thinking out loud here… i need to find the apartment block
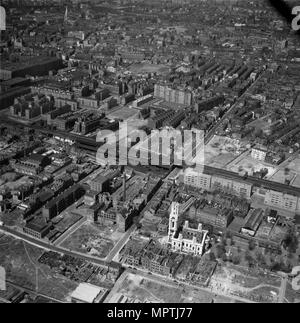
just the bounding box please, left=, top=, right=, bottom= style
left=264, top=190, right=299, bottom=213
left=184, top=169, right=212, bottom=191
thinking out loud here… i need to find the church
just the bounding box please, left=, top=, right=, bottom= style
left=168, top=202, right=209, bottom=257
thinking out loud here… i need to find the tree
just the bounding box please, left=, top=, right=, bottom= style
left=209, top=252, right=216, bottom=262
left=256, top=252, right=266, bottom=267
left=221, top=238, right=227, bottom=247
left=226, top=231, right=232, bottom=239
left=283, top=229, right=299, bottom=254
left=216, top=245, right=226, bottom=259
left=233, top=255, right=241, bottom=265
left=245, top=251, right=256, bottom=268
left=248, top=240, right=256, bottom=251
left=222, top=254, right=228, bottom=262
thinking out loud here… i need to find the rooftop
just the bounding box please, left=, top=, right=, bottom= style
left=71, top=283, right=105, bottom=303
left=0, top=56, right=61, bottom=72
left=25, top=216, right=50, bottom=233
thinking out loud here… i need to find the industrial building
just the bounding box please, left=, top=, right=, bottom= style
left=43, top=184, right=85, bottom=220
left=0, top=57, right=63, bottom=80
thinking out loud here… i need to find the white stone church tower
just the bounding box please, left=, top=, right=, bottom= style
left=168, top=202, right=180, bottom=242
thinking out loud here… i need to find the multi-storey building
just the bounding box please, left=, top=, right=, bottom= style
left=23, top=217, right=52, bottom=239
left=74, top=115, right=103, bottom=135
left=43, top=185, right=85, bottom=220
left=184, top=169, right=212, bottom=191
left=78, top=97, right=100, bottom=110
left=154, top=84, right=192, bottom=106
left=44, top=105, right=72, bottom=125
left=195, top=95, right=225, bottom=113
left=31, top=85, right=73, bottom=101
left=119, top=51, right=145, bottom=62
left=51, top=114, right=77, bottom=131
left=55, top=98, right=78, bottom=111
left=189, top=206, right=234, bottom=229
left=0, top=57, right=62, bottom=81
left=132, top=94, right=154, bottom=108
left=148, top=110, right=176, bottom=129
left=90, top=175, right=111, bottom=193
left=162, top=110, right=186, bottom=128
left=264, top=190, right=299, bottom=213
left=10, top=94, right=56, bottom=120
left=183, top=169, right=252, bottom=198
left=12, top=154, right=51, bottom=176
left=251, top=147, right=267, bottom=161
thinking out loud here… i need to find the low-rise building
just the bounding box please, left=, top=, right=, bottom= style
left=71, top=283, right=109, bottom=304
left=241, top=209, right=264, bottom=237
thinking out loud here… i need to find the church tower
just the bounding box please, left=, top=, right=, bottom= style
left=168, top=202, right=179, bottom=242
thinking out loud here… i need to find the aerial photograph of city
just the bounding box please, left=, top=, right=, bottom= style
left=0, top=0, right=300, bottom=311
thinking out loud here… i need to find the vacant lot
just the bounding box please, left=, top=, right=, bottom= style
left=229, top=154, right=277, bottom=178
left=291, top=175, right=300, bottom=188
left=283, top=157, right=300, bottom=173
left=111, top=272, right=231, bottom=303
left=204, top=136, right=247, bottom=169
left=61, top=223, right=122, bottom=259
left=210, top=263, right=281, bottom=303
left=270, top=169, right=296, bottom=184
left=0, top=209, right=23, bottom=228
left=0, top=234, right=78, bottom=301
